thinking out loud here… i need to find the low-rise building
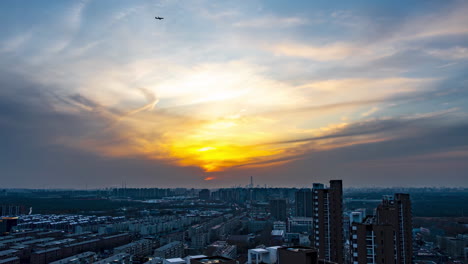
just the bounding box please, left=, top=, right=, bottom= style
left=94, top=253, right=130, bottom=264
left=154, top=241, right=184, bottom=259
left=49, top=251, right=96, bottom=264
left=114, top=239, right=153, bottom=257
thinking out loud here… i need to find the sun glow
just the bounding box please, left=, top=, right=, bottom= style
left=198, top=146, right=217, bottom=152
left=168, top=138, right=284, bottom=172
left=49, top=59, right=430, bottom=175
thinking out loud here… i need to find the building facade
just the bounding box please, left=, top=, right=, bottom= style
left=295, top=189, right=313, bottom=217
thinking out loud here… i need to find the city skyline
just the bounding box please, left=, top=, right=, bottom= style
left=1, top=0, right=468, bottom=188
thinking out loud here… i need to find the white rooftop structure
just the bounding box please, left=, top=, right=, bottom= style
left=247, top=247, right=280, bottom=264
left=163, top=258, right=185, bottom=264
left=271, top=230, right=284, bottom=237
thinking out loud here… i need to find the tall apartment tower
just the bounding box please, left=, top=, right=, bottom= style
left=295, top=189, right=313, bottom=217
left=351, top=193, right=412, bottom=264
left=312, top=180, right=344, bottom=264
left=270, top=198, right=288, bottom=221
left=376, top=193, right=412, bottom=264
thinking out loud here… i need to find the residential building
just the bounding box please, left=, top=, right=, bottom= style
left=199, top=189, right=210, bottom=200
left=311, top=180, right=343, bottom=264
left=114, top=239, right=153, bottom=257
left=351, top=217, right=396, bottom=264
left=376, top=194, right=412, bottom=264
left=154, top=241, right=184, bottom=259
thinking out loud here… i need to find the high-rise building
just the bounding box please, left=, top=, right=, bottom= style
left=312, top=180, right=343, bottom=264
left=199, top=189, right=210, bottom=200
left=270, top=198, right=288, bottom=221
left=295, top=189, right=313, bottom=217
left=350, top=193, right=412, bottom=264
left=376, top=193, right=412, bottom=264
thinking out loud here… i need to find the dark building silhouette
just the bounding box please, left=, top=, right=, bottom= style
left=295, top=189, right=313, bottom=217
left=0, top=217, right=19, bottom=234
left=199, top=189, right=210, bottom=200
left=277, top=246, right=337, bottom=264
left=278, top=246, right=318, bottom=264
left=269, top=198, right=288, bottom=221
left=312, top=180, right=343, bottom=264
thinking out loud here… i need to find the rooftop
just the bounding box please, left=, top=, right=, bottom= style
left=0, top=257, right=20, bottom=264
left=191, top=256, right=235, bottom=263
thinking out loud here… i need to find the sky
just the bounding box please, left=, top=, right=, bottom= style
left=1, top=0, right=468, bottom=188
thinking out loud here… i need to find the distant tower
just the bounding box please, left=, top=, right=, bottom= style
left=295, top=189, right=313, bottom=217
left=250, top=176, right=253, bottom=188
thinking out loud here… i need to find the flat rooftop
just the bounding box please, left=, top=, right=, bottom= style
left=191, top=256, right=235, bottom=263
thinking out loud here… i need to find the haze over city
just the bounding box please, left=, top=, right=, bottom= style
left=1, top=0, right=468, bottom=188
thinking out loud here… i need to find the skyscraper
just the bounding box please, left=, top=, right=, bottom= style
left=312, top=180, right=344, bottom=264
left=270, top=198, right=288, bottom=221
left=295, top=189, right=313, bottom=217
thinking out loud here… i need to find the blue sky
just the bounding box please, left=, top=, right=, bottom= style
left=0, top=0, right=467, bottom=188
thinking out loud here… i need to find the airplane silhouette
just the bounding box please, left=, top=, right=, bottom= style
left=155, top=16, right=164, bottom=20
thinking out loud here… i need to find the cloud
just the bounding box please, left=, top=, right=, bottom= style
left=233, top=15, right=308, bottom=28
left=362, top=106, right=379, bottom=117
left=268, top=42, right=359, bottom=61
left=0, top=31, right=33, bottom=53
left=0, top=72, right=206, bottom=188
left=398, top=3, right=468, bottom=40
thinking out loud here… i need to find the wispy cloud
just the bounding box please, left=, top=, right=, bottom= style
left=268, top=42, right=358, bottom=61
left=0, top=31, right=33, bottom=53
